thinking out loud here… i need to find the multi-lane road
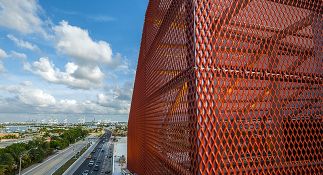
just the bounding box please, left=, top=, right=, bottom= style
left=73, top=130, right=112, bottom=175
left=22, top=137, right=93, bottom=175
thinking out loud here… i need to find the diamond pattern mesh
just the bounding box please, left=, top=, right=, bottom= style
left=128, top=0, right=322, bottom=174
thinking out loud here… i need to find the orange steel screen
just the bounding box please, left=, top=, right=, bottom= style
left=128, top=0, right=322, bottom=174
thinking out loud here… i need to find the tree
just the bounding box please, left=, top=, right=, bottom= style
left=0, top=152, right=16, bottom=174
left=0, top=165, right=6, bottom=175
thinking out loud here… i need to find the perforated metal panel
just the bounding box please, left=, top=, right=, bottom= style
left=128, top=0, right=322, bottom=174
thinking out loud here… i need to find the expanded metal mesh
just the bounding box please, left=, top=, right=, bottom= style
left=128, top=0, right=322, bottom=174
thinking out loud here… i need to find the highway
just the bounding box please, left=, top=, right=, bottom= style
left=73, top=130, right=112, bottom=175
left=22, top=137, right=94, bottom=175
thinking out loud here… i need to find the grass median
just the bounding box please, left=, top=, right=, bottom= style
left=53, top=144, right=90, bottom=175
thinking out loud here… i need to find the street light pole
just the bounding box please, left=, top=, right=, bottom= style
left=73, top=145, right=76, bottom=159
left=18, top=147, right=37, bottom=175
left=19, top=155, right=22, bottom=175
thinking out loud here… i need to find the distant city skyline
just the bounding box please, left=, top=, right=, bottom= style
left=0, top=0, right=148, bottom=122
left=0, top=113, right=128, bottom=123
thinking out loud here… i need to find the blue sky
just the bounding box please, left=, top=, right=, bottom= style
left=0, top=0, right=148, bottom=122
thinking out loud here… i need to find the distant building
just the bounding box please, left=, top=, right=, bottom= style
left=0, top=133, right=19, bottom=138
left=128, top=0, right=322, bottom=174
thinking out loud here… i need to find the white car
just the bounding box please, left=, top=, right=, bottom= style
left=88, top=161, right=94, bottom=166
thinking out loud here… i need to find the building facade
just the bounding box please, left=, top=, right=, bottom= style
left=128, top=0, right=322, bottom=174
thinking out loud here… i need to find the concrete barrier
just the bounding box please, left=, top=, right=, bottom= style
left=63, top=137, right=99, bottom=175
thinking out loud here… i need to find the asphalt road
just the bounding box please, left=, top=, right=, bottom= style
left=100, top=142, right=113, bottom=175
left=73, top=131, right=111, bottom=175
left=22, top=138, right=90, bottom=175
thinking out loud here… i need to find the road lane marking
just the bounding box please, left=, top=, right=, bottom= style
left=23, top=141, right=85, bottom=175
left=64, top=138, right=100, bottom=175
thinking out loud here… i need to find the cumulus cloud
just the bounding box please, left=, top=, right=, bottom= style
left=53, top=21, right=113, bottom=64
left=7, top=34, right=39, bottom=51
left=96, top=82, right=133, bottom=114
left=0, top=0, right=47, bottom=36
left=97, top=93, right=130, bottom=114
left=0, top=62, right=4, bottom=73
left=72, top=66, right=105, bottom=84
left=0, top=82, right=130, bottom=114
left=0, top=48, right=7, bottom=59
left=0, top=48, right=7, bottom=73
left=10, top=51, right=27, bottom=59
left=0, top=83, right=74, bottom=113
left=52, top=21, right=131, bottom=73
left=24, top=57, right=104, bottom=89
left=0, top=1, right=134, bottom=116
left=3, top=83, right=56, bottom=107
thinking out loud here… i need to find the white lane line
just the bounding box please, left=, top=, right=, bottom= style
left=47, top=144, right=84, bottom=174
left=63, top=137, right=100, bottom=175
left=23, top=141, right=84, bottom=175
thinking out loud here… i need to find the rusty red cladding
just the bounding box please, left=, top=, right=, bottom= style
left=128, top=0, right=322, bottom=174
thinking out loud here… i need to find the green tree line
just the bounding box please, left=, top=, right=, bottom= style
left=0, top=127, right=88, bottom=175
left=0, top=134, right=18, bottom=140
left=49, top=127, right=88, bottom=150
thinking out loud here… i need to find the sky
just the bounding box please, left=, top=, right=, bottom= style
left=0, top=0, right=149, bottom=123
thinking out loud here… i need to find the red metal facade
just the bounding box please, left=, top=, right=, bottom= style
left=128, top=0, right=322, bottom=174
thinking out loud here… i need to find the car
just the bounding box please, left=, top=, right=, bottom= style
left=87, top=155, right=92, bottom=159
left=93, top=156, right=97, bottom=160
left=82, top=170, right=90, bottom=175
left=96, top=160, right=101, bottom=164
left=93, top=165, right=100, bottom=171
left=91, top=150, right=96, bottom=153
left=88, top=161, right=94, bottom=167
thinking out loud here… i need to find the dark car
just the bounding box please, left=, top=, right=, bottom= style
left=93, top=165, right=100, bottom=171
left=82, top=170, right=90, bottom=175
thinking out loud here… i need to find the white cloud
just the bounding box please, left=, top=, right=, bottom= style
left=19, top=88, right=56, bottom=107
left=0, top=48, right=7, bottom=59
left=0, top=0, right=47, bottom=36
left=0, top=62, right=4, bottom=73
left=97, top=92, right=130, bottom=114
left=10, top=51, right=27, bottom=59
left=3, top=83, right=56, bottom=107
left=72, top=66, right=104, bottom=84
left=54, top=99, right=106, bottom=114
left=24, top=57, right=105, bottom=89
left=88, top=15, right=116, bottom=22
left=53, top=21, right=113, bottom=64
left=7, top=34, right=39, bottom=51
left=0, top=82, right=129, bottom=114
left=96, top=82, right=133, bottom=114
left=0, top=48, right=7, bottom=73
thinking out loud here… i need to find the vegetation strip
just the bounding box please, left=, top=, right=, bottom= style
left=0, top=127, right=88, bottom=175
left=53, top=144, right=89, bottom=175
